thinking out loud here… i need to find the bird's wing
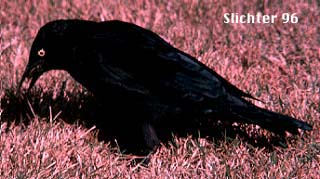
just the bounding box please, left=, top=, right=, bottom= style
left=154, top=51, right=229, bottom=102
left=154, top=49, right=257, bottom=101
left=89, top=21, right=255, bottom=103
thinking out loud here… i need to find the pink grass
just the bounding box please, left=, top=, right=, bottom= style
left=0, top=0, right=319, bottom=178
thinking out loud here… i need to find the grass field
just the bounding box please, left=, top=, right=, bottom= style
left=0, top=0, right=319, bottom=178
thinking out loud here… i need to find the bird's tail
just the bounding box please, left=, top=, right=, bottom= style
left=227, top=102, right=312, bottom=135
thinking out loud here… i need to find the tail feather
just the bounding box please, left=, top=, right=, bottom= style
left=229, top=104, right=312, bottom=135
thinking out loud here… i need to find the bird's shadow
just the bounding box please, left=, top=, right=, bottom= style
left=1, top=87, right=289, bottom=155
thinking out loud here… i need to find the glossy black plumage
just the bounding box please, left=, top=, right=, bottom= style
left=19, top=20, right=312, bottom=154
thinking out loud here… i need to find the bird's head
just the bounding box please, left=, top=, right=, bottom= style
left=18, top=20, right=80, bottom=92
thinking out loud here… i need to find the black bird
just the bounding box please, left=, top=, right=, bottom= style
left=19, top=19, right=312, bottom=154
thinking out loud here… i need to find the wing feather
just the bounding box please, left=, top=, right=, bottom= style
left=89, top=21, right=255, bottom=103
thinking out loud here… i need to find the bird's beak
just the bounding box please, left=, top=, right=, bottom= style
left=18, top=60, right=45, bottom=93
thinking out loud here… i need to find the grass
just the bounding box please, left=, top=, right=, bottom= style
left=0, top=0, right=319, bottom=178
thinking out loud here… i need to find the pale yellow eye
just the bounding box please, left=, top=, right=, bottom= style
left=38, top=48, right=46, bottom=57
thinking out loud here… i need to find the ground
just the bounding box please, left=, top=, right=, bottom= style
left=0, top=0, right=319, bottom=178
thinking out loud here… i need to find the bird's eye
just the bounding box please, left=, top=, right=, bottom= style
left=38, top=48, right=46, bottom=57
